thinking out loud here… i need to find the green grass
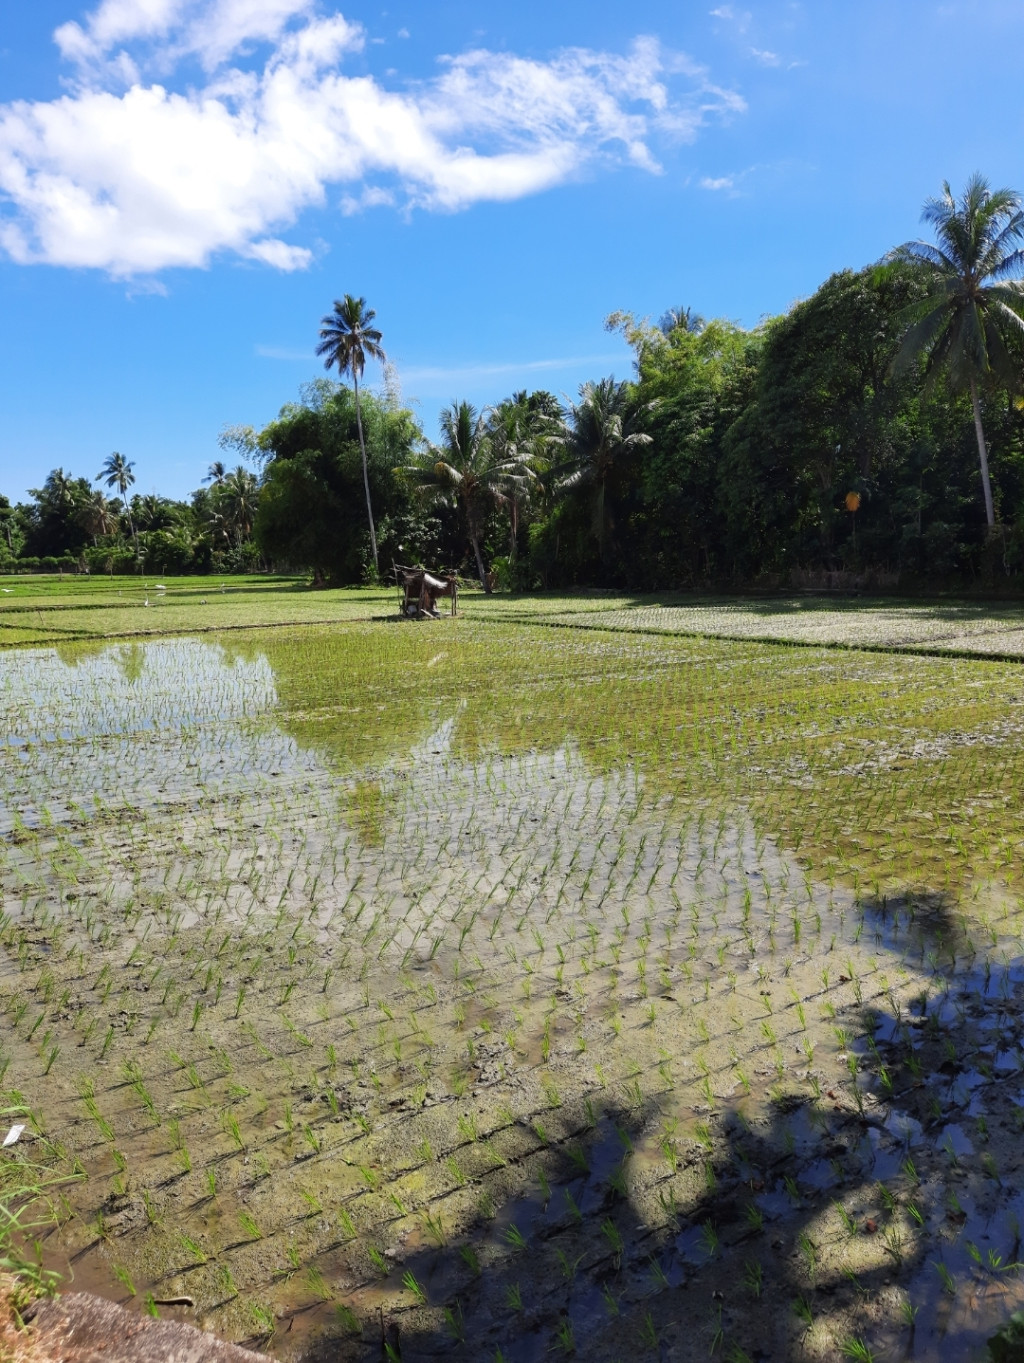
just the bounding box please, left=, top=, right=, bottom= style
left=6, top=574, right=1024, bottom=659
left=0, top=574, right=398, bottom=646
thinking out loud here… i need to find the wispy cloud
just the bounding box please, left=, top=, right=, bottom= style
left=749, top=47, right=781, bottom=65
left=709, top=6, right=751, bottom=32
left=0, top=2, right=745, bottom=276
left=698, top=159, right=808, bottom=198
left=399, top=354, right=626, bottom=384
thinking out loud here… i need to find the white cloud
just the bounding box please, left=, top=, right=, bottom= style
left=709, top=6, right=751, bottom=31
left=55, top=0, right=184, bottom=63
left=340, top=185, right=396, bottom=216
left=55, top=0, right=330, bottom=75
left=699, top=175, right=734, bottom=191
left=750, top=47, right=781, bottom=65
left=0, top=2, right=745, bottom=276
left=244, top=238, right=313, bottom=270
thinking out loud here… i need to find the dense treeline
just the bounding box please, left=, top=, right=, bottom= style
left=0, top=457, right=263, bottom=577
left=6, top=180, right=1024, bottom=590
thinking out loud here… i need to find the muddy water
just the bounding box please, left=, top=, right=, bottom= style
left=1, top=631, right=1023, bottom=1361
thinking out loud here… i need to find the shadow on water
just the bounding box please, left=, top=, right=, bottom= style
left=4, top=631, right=1024, bottom=1363
left=290, top=907, right=1024, bottom=1363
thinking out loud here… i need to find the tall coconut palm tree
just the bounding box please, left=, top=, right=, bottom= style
left=891, top=173, right=1024, bottom=528
left=204, top=460, right=227, bottom=487
left=398, top=401, right=535, bottom=590
left=316, top=295, right=386, bottom=572
left=97, top=451, right=138, bottom=554
left=556, top=378, right=654, bottom=561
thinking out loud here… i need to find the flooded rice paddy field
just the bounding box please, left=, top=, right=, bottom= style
left=2, top=620, right=1024, bottom=1362
left=6, top=575, right=1024, bottom=660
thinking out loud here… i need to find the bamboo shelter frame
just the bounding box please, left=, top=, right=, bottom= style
left=393, top=564, right=459, bottom=619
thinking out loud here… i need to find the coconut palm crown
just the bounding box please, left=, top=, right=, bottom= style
left=97, top=451, right=138, bottom=553
left=397, top=400, right=536, bottom=591
left=555, top=378, right=654, bottom=560
left=891, top=173, right=1024, bottom=527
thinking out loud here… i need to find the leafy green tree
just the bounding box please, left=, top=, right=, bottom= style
left=0, top=496, right=18, bottom=557
left=24, top=469, right=92, bottom=558
left=892, top=173, right=1024, bottom=528
left=255, top=382, right=420, bottom=584
left=204, top=460, right=227, bottom=487
left=316, top=296, right=386, bottom=573
left=398, top=401, right=536, bottom=590
left=720, top=266, right=927, bottom=572
left=617, top=314, right=761, bottom=583
left=97, top=452, right=138, bottom=555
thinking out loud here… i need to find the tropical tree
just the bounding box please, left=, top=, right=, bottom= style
left=97, top=452, right=138, bottom=554
left=891, top=173, right=1024, bottom=528
left=316, top=295, right=386, bottom=572
left=254, top=382, right=421, bottom=584
left=0, top=497, right=16, bottom=554
left=555, top=378, right=654, bottom=561
left=486, top=392, right=559, bottom=561
left=219, top=466, right=260, bottom=546
left=398, top=401, right=536, bottom=590
left=204, top=460, right=227, bottom=487
left=77, top=489, right=115, bottom=544
left=21, top=469, right=91, bottom=558
left=658, top=305, right=706, bottom=337
left=134, top=493, right=173, bottom=531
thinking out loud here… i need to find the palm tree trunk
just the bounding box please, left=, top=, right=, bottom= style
left=470, top=528, right=488, bottom=591
left=969, top=377, right=996, bottom=529
left=122, top=494, right=139, bottom=560
left=594, top=479, right=607, bottom=562
left=352, top=372, right=379, bottom=573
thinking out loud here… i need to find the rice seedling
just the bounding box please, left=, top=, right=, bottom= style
left=237, top=1210, right=263, bottom=1241
left=841, top=1340, right=875, bottom=1362
left=3, top=605, right=1023, bottom=1356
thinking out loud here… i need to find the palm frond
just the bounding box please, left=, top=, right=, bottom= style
left=985, top=246, right=1024, bottom=283
left=890, top=240, right=957, bottom=274
left=891, top=300, right=954, bottom=375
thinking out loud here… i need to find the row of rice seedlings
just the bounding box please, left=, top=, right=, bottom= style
left=2, top=623, right=1024, bottom=1352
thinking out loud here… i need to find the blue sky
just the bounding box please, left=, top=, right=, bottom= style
left=1, top=0, right=1023, bottom=503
